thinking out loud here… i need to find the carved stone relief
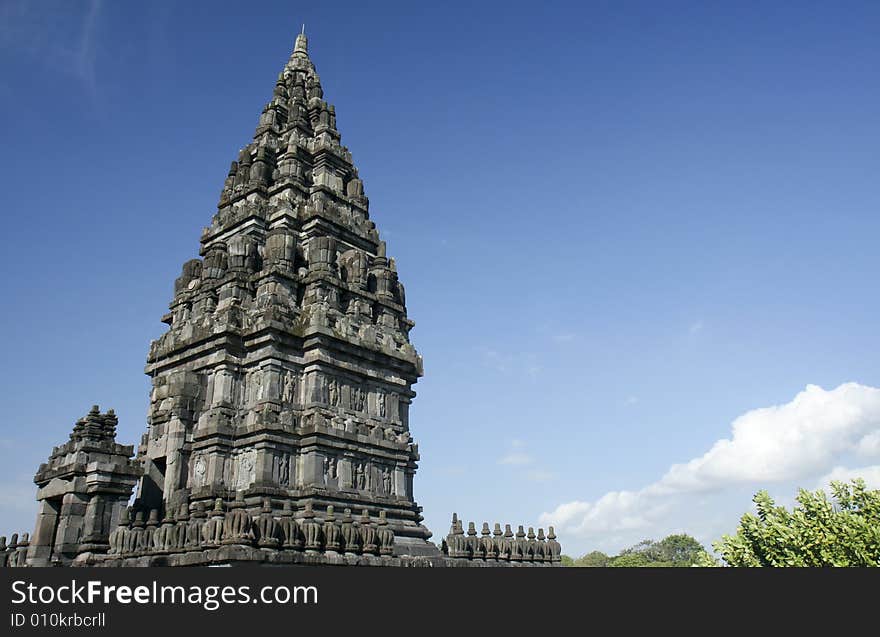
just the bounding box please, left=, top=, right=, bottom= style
left=234, top=450, right=257, bottom=489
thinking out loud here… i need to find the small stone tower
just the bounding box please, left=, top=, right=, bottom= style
left=27, top=407, right=140, bottom=566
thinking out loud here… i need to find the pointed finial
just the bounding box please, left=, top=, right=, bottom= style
left=301, top=23, right=306, bottom=35
left=294, top=26, right=309, bottom=57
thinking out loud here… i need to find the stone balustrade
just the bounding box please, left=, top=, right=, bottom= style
left=0, top=533, right=30, bottom=567
left=100, top=499, right=394, bottom=560
left=441, top=514, right=561, bottom=564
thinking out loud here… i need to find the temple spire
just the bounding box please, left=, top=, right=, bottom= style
left=293, top=25, right=308, bottom=57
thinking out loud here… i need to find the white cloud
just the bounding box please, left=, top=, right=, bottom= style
left=480, top=348, right=543, bottom=380
left=815, top=465, right=880, bottom=491
left=526, top=470, right=557, bottom=483
left=541, top=382, right=880, bottom=554
left=498, top=441, right=562, bottom=483
left=856, top=431, right=880, bottom=458
left=498, top=452, right=532, bottom=465
left=658, top=383, right=880, bottom=491
left=498, top=440, right=532, bottom=466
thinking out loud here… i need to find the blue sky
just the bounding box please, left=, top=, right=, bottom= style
left=2, top=0, right=880, bottom=557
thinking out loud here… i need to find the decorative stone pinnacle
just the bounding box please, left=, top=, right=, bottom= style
left=70, top=405, right=119, bottom=442
left=294, top=29, right=308, bottom=57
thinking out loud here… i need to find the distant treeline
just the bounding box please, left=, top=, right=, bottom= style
left=561, top=533, right=705, bottom=567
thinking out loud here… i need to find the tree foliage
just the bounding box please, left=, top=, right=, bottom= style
left=577, top=550, right=611, bottom=567
left=691, top=549, right=721, bottom=567
left=715, top=479, right=880, bottom=567
left=564, top=534, right=705, bottom=567
left=656, top=533, right=705, bottom=564
left=609, top=552, right=655, bottom=567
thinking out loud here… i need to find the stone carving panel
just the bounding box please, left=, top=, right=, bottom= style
left=353, top=460, right=370, bottom=491
left=322, top=455, right=338, bottom=487
left=273, top=452, right=291, bottom=487
left=380, top=465, right=393, bottom=495
left=191, top=453, right=208, bottom=488
left=281, top=370, right=298, bottom=406
left=349, top=384, right=366, bottom=412
left=328, top=378, right=339, bottom=406
left=233, top=450, right=257, bottom=489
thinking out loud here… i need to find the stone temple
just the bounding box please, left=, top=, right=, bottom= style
left=1, top=31, right=561, bottom=567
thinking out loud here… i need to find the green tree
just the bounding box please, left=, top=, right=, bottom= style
left=691, top=549, right=721, bottom=567
left=613, top=534, right=705, bottom=566
left=715, top=479, right=880, bottom=567
left=562, top=533, right=707, bottom=567
left=560, top=554, right=575, bottom=566
left=655, top=533, right=704, bottom=564
left=608, top=552, right=653, bottom=567
left=575, top=550, right=611, bottom=567
left=619, top=538, right=663, bottom=562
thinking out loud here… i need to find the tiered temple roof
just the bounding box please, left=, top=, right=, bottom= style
left=9, top=30, right=558, bottom=568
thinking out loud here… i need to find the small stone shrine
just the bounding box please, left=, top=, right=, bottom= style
left=3, top=30, right=560, bottom=567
